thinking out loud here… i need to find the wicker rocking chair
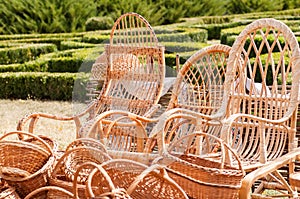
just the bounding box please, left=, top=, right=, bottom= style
left=17, top=12, right=165, bottom=139
left=153, top=18, right=300, bottom=198
left=78, top=44, right=231, bottom=165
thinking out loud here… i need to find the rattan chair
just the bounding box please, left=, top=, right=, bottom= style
left=17, top=12, right=165, bottom=138
left=153, top=18, right=300, bottom=198
left=78, top=44, right=231, bottom=164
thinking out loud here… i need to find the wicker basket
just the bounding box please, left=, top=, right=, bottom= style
left=24, top=186, right=74, bottom=199
left=86, top=159, right=188, bottom=198
left=49, top=146, right=111, bottom=199
left=23, top=135, right=58, bottom=155
left=126, top=164, right=188, bottom=199
left=158, top=132, right=245, bottom=199
left=77, top=161, right=132, bottom=199
left=0, top=131, right=55, bottom=198
left=65, top=138, right=107, bottom=153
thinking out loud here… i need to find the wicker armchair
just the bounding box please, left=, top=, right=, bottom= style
left=153, top=18, right=300, bottom=198
left=17, top=12, right=165, bottom=138
left=78, top=44, right=231, bottom=164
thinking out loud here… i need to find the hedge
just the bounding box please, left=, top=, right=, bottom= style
left=157, top=30, right=207, bottom=43
left=0, top=44, right=57, bottom=65
left=0, top=32, right=86, bottom=41
left=81, top=29, right=208, bottom=44
left=165, top=51, right=195, bottom=67
left=220, top=26, right=247, bottom=45
left=60, top=41, right=98, bottom=50
left=0, top=72, right=89, bottom=101
left=195, top=20, right=252, bottom=40
left=82, top=34, right=110, bottom=44
left=163, top=42, right=209, bottom=53
left=0, top=47, right=103, bottom=73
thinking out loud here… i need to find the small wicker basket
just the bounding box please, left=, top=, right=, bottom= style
left=49, top=146, right=111, bottom=199
left=77, top=161, right=132, bottom=199
left=0, top=131, right=55, bottom=198
left=157, top=132, right=245, bottom=199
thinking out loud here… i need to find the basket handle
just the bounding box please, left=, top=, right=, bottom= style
left=126, top=164, right=188, bottom=198
left=51, top=146, right=111, bottom=178
left=24, top=186, right=74, bottom=199
left=75, top=161, right=116, bottom=198
left=0, top=131, right=53, bottom=156
left=167, top=132, right=244, bottom=172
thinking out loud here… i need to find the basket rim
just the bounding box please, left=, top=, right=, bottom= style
left=2, top=156, right=55, bottom=182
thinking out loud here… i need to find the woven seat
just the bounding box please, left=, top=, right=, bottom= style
left=16, top=12, right=165, bottom=140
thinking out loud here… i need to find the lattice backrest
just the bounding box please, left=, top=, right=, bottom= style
left=110, top=12, right=158, bottom=47
left=94, top=13, right=165, bottom=116
left=222, top=18, right=300, bottom=165
left=224, top=18, right=300, bottom=120
left=169, top=44, right=231, bottom=115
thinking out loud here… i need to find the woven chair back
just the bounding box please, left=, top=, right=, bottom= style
left=159, top=44, right=231, bottom=148
left=169, top=44, right=231, bottom=115
left=94, top=12, right=165, bottom=116
left=222, top=18, right=300, bottom=166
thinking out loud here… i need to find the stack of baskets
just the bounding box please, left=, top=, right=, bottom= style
left=0, top=131, right=245, bottom=198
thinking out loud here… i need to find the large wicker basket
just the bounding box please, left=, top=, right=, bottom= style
left=0, top=131, right=55, bottom=198
left=157, top=132, right=245, bottom=199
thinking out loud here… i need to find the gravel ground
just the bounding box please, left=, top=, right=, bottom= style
left=0, top=99, right=86, bottom=149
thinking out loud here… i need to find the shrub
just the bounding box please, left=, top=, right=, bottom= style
left=60, top=41, right=97, bottom=50
left=163, top=42, right=208, bottom=53
left=85, top=16, right=114, bottom=31
left=157, top=30, right=207, bottom=43
left=0, top=44, right=57, bottom=64
left=0, top=72, right=89, bottom=101
left=82, top=34, right=110, bottom=44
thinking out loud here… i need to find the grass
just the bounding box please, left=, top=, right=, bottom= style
left=0, top=99, right=86, bottom=150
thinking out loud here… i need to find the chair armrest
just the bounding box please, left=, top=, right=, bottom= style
left=143, top=104, right=161, bottom=118
left=219, top=113, right=291, bottom=142
left=239, top=148, right=300, bottom=199
left=78, top=110, right=159, bottom=139
left=17, top=112, right=77, bottom=133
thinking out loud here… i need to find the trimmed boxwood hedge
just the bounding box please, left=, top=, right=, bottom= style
left=0, top=44, right=57, bottom=64
left=0, top=47, right=103, bottom=73
left=165, top=51, right=195, bottom=67
left=157, top=30, right=207, bottom=43
left=194, top=20, right=252, bottom=40
left=0, top=72, right=89, bottom=101
left=60, top=41, right=98, bottom=50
